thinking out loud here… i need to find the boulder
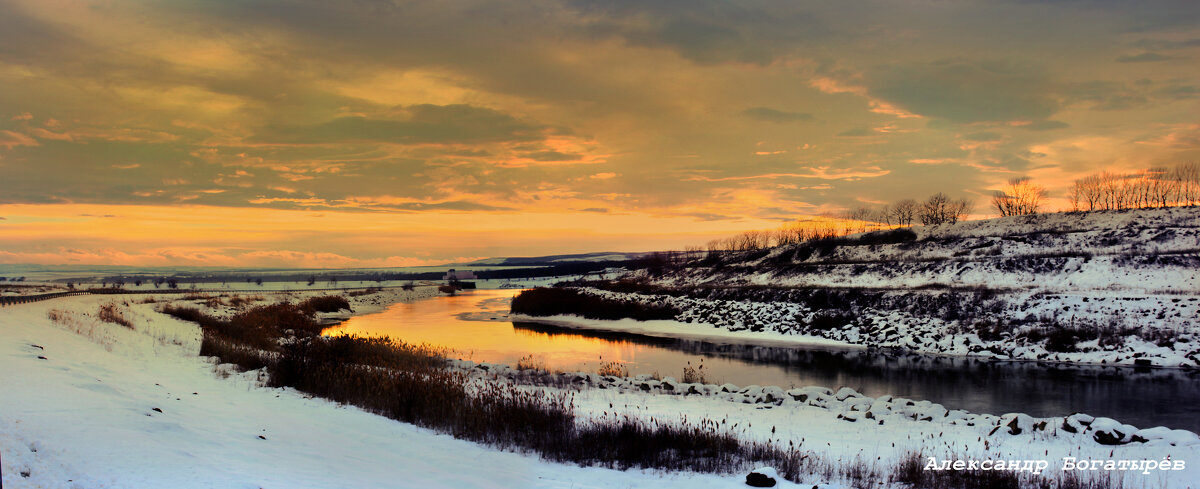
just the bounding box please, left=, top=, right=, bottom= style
left=997, top=413, right=1037, bottom=435
left=1131, top=427, right=1200, bottom=446
left=1090, top=417, right=1138, bottom=445
left=745, top=467, right=778, bottom=487
left=834, top=387, right=861, bottom=401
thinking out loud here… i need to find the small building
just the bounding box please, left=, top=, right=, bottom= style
left=442, top=269, right=478, bottom=281
left=443, top=269, right=478, bottom=289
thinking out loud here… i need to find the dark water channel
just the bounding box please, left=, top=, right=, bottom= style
left=327, top=290, right=1200, bottom=432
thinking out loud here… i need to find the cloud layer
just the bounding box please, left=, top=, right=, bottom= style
left=0, top=0, right=1197, bottom=265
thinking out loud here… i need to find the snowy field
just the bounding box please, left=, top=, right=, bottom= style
left=3, top=290, right=1199, bottom=488
left=1, top=290, right=754, bottom=489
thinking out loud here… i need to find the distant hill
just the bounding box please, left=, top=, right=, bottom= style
left=463, top=252, right=647, bottom=267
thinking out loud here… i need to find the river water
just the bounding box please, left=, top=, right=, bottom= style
left=326, top=289, right=1200, bottom=432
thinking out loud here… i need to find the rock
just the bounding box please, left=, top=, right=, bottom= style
left=1090, top=417, right=1138, bottom=445
left=845, top=397, right=874, bottom=412
left=720, top=383, right=740, bottom=393
left=745, top=467, right=778, bottom=487
left=998, top=413, right=1036, bottom=435
left=761, top=386, right=785, bottom=404
left=1131, top=427, right=1200, bottom=446
left=834, top=387, right=860, bottom=401
left=741, top=385, right=764, bottom=396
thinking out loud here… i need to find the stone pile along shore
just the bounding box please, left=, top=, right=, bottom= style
left=451, top=359, right=1200, bottom=449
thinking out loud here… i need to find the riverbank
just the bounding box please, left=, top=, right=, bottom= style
left=3, top=288, right=1198, bottom=487
left=0, top=290, right=758, bottom=488
left=508, top=208, right=1200, bottom=369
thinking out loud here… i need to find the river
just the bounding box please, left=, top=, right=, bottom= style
left=325, top=289, right=1200, bottom=432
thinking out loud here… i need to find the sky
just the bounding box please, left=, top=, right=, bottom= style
left=1, top=0, right=1198, bottom=268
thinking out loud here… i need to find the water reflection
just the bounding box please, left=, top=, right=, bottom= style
left=330, top=290, right=1200, bottom=432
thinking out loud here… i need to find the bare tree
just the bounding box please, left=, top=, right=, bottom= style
left=1175, top=162, right=1200, bottom=206
left=920, top=193, right=971, bottom=225
left=948, top=197, right=972, bottom=223
left=891, top=199, right=917, bottom=226
left=992, top=176, right=1046, bottom=216
left=919, top=193, right=950, bottom=225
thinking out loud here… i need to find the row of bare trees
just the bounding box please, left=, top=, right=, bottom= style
left=700, top=192, right=973, bottom=253
left=848, top=193, right=973, bottom=228
left=1069, top=162, right=1200, bottom=212
left=702, top=221, right=846, bottom=253
left=689, top=162, right=1197, bottom=257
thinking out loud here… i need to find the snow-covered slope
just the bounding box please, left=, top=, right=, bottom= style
left=1, top=293, right=770, bottom=489
left=562, top=207, right=1200, bottom=367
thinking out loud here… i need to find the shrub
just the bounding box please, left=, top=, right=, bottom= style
left=299, top=295, right=351, bottom=314
left=198, top=333, right=270, bottom=371
left=682, top=360, right=707, bottom=384
left=510, top=287, right=679, bottom=321
left=348, top=288, right=380, bottom=297
left=162, top=302, right=324, bottom=353
left=597, top=361, right=629, bottom=377
left=98, top=303, right=134, bottom=329
left=227, top=295, right=263, bottom=309
left=855, top=228, right=917, bottom=246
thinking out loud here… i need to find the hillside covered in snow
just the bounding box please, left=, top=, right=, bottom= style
left=530, top=207, right=1200, bottom=367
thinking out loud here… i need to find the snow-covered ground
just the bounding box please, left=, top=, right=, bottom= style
left=557, top=207, right=1200, bottom=368
left=1, top=291, right=774, bottom=489
left=4, top=289, right=1199, bottom=488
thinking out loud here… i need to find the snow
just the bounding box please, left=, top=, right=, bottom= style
left=536, top=208, right=1200, bottom=368
left=0, top=292, right=811, bottom=489
left=5, top=286, right=1199, bottom=488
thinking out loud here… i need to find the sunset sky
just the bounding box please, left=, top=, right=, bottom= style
left=1, top=0, right=1198, bottom=268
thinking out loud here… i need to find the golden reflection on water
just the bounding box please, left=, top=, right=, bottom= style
left=319, top=289, right=1200, bottom=432
left=324, top=290, right=653, bottom=374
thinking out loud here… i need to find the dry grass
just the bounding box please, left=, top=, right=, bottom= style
left=891, top=452, right=1125, bottom=489
left=227, top=295, right=264, bottom=309
left=348, top=287, right=381, bottom=297
left=298, top=295, right=351, bottom=314
left=515, top=354, right=546, bottom=371
left=597, top=361, right=629, bottom=377
left=682, top=360, right=707, bottom=384
left=97, top=303, right=134, bottom=329
left=159, top=299, right=1135, bottom=488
